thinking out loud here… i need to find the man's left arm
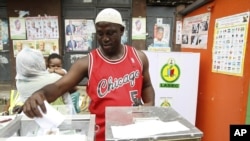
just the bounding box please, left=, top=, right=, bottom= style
left=138, top=51, right=155, bottom=106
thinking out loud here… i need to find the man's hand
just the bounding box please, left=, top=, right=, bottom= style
left=12, top=105, right=23, bottom=114
left=23, top=91, right=47, bottom=118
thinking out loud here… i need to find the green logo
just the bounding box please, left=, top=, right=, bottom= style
left=160, top=58, right=180, bottom=88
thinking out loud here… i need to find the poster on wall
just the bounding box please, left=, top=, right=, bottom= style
left=12, top=40, right=36, bottom=57
left=13, top=39, right=58, bottom=57
left=212, top=12, right=249, bottom=76
left=0, top=19, right=9, bottom=50
left=37, top=39, right=59, bottom=56
left=148, top=22, right=171, bottom=52
left=153, top=24, right=170, bottom=47
left=65, top=19, right=95, bottom=52
left=9, top=17, right=26, bottom=40
left=181, top=12, right=210, bottom=49
left=26, top=16, right=59, bottom=40
left=132, top=17, right=146, bottom=40
left=43, top=16, right=59, bottom=39
left=26, top=17, right=43, bottom=40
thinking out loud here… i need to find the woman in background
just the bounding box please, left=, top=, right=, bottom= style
left=15, top=47, right=75, bottom=114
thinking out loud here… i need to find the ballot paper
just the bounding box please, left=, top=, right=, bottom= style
left=34, top=101, right=65, bottom=129
left=111, top=120, right=190, bottom=139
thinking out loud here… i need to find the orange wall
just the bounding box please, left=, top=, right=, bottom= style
left=181, top=0, right=250, bottom=141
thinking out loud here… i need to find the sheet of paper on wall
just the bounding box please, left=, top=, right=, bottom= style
left=111, top=120, right=190, bottom=139
left=34, top=100, right=65, bottom=129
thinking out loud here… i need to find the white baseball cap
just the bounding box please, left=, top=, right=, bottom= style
left=95, top=8, right=124, bottom=27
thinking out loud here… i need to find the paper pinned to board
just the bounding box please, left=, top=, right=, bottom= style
left=34, top=101, right=65, bottom=129
left=111, top=120, right=190, bottom=139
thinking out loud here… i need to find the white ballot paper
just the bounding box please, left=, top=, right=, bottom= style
left=34, top=101, right=65, bottom=129
left=111, top=120, right=190, bottom=139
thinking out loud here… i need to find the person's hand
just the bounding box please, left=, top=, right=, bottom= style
left=23, top=92, right=47, bottom=118
left=48, top=68, right=54, bottom=73
left=12, top=105, right=23, bottom=114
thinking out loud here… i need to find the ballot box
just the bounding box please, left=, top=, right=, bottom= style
left=0, top=115, right=22, bottom=137
left=106, top=106, right=203, bottom=141
left=0, top=114, right=96, bottom=141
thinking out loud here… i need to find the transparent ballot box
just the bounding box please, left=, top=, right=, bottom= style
left=0, top=114, right=95, bottom=141
left=106, top=106, right=203, bottom=141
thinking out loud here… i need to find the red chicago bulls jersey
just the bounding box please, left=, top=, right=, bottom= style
left=87, top=45, right=143, bottom=141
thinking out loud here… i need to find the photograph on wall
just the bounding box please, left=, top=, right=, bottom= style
left=0, top=19, right=9, bottom=50
left=212, top=12, right=249, bottom=76
left=9, top=17, right=26, bottom=40
left=181, top=12, right=210, bottom=49
left=121, top=20, right=129, bottom=45
left=132, top=17, right=146, bottom=40
left=36, top=39, right=59, bottom=56
left=12, top=40, right=36, bottom=57
left=65, top=19, right=95, bottom=52
left=43, top=16, right=59, bottom=39
left=26, top=17, right=43, bottom=40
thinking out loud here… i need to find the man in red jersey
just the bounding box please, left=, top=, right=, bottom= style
left=22, top=8, right=155, bottom=141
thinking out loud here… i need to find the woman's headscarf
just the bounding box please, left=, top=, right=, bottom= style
left=15, top=47, right=47, bottom=80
